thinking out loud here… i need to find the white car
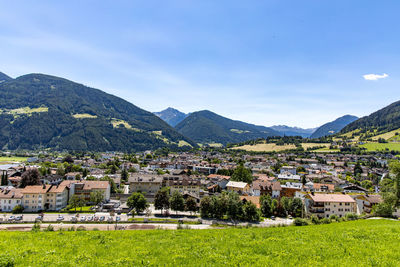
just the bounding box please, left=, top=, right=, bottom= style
left=56, top=215, right=64, bottom=222
left=87, top=216, right=93, bottom=221
left=80, top=216, right=86, bottom=222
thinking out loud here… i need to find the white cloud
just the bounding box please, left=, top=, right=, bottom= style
left=363, top=73, right=389, bottom=81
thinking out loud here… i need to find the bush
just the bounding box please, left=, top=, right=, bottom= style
left=345, top=213, right=358, bottom=221
left=31, top=222, right=41, bottom=232
left=311, top=215, right=320, bottom=225
left=293, top=218, right=308, bottom=226
left=320, top=218, right=331, bottom=224
left=12, top=205, right=24, bottom=214
left=44, top=224, right=54, bottom=232
left=329, top=214, right=339, bottom=221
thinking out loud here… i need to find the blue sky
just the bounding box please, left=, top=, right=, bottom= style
left=0, top=0, right=399, bottom=128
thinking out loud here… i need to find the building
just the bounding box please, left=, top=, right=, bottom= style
left=226, top=181, right=250, bottom=195
left=164, top=177, right=201, bottom=197
left=280, top=166, right=297, bottom=175
left=22, top=184, right=69, bottom=212
left=354, top=194, right=382, bottom=214
left=65, top=180, right=110, bottom=202
left=128, top=174, right=163, bottom=195
left=0, top=187, right=23, bottom=212
left=305, top=193, right=357, bottom=219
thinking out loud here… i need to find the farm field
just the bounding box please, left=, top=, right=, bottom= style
left=0, top=220, right=398, bottom=266
left=0, top=156, right=28, bottom=164
left=232, top=142, right=329, bottom=152
left=359, top=142, right=400, bottom=152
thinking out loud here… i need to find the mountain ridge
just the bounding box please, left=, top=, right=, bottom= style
left=154, top=107, right=188, bottom=127
left=310, top=115, right=358, bottom=139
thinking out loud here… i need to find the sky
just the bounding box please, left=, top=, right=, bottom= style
left=0, top=0, right=399, bottom=128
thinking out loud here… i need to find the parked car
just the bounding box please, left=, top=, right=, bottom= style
left=271, top=216, right=276, bottom=220
left=99, top=216, right=105, bottom=222
left=116, top=216, right=121, bottom=222
left=15, top=215, right=23, bottom=221
left=35, top=215, right=43, bottom=222
left=107, top=216, right=113, bottom=223
left=93, top=216, right=99, bottom=222
left=8, top=216, right=15, bottom=222
left=80, top=216, right=86, bottom=222
left=70, top=217, right=77, bottom=222
left=56, top=215, right=64, bottom=222
left=87, top=216, right=93, bottom=221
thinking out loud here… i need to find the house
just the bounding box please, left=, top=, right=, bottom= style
left=305, top=193, right=357, bottom=219
left=280, top=166, right=297, bottom=175
left=251, top=180, right=281, bottom=198
left=354, top=194, right=382, bottom=214
left=22, top=183, right=69, bottom=212
left=165, top=177, right=201, bottom=197
left=0, top=187, right=23, bottom=212
left=226, top=181, right=250, bottom=195
left=313, top=183, right=335, bottom=193
left=65, top=180, right=110, bottom=202
left=128, top=174, right=163, bottom=195
left=342, top=184, right=367, bottom=194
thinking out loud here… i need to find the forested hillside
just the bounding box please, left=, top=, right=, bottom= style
left=0, top=73, right=195, bottom=151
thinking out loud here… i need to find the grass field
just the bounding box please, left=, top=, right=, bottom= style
left=232, top=142, right=330, bottom=152
left=0, top=220, right=398, bottom=266
left=360, top=142, right=400, bottom=152
left=0, top=156, right=28, bottom=163
left=371, top=128, right=400, bottom=141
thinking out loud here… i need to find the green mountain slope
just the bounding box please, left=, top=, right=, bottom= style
left=154, top=107, right=188, bottom=127
left=0, top=73, right=195, bottom=151
left=0, top=72, right=12, bottom=83
left=270, top=125, right=316, bottom=138
left=310, top=115, right=358, bottom=139
left=175, top=110, right=280, bottom=145
left=341, top=100, right=400, bottom=134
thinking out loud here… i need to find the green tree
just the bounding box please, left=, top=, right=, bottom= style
left=170, top=191, right=185, bottom=214
left=121, top=168, right=129, bottom=182
left=20, top=168, right=41, bottom=188
left=200, top=196, right=212, bottom=218
left=226, top=192, right=243, bottom=221
left=231, top=164, right=253, bottom=184
left=127, top=192, right=149, bottom=214
left=154, top=188, right=170, bottom=213
left=260, top=195, right=272, bottom=217
left=242, top=201, right=260, bottom=222
left=82, top=168, right=89, bottom=178
left=280, top=196, right=292, bottom=217
left=290, top=198, right=304, bottom=218
left=90, top=191, right=104, bottom=205
left=69, top=195, right=83, bottom=212
left=185, top=197, right=198, bottom=215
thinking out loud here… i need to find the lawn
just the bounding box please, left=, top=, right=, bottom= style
left=360, top=142, right=400, bottom=152
left=232, top=142, right=330, bottom=152
left=0, top=156, right=28, bottom=163
left=0, top=220, right=398, bottom=266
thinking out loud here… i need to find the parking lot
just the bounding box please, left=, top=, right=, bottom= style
left=0, top=213, right=129, bottom=223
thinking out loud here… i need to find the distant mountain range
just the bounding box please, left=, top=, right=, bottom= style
left=310, top=115, right=359, bottom=139
left=175, top=110, right=280, bottom=145
left=270, top=125, right=316, bottom=138
left=154, top=107, right=188, bottom=127
left=0, top=72, right=195, bottom=151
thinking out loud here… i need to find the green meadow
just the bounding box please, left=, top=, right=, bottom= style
left=360, top=142, right=400, bottom=152
left=0, top=219, right=399, bottom=266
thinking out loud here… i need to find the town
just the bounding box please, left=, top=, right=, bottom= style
left=0, top=147, right=397, bottom=230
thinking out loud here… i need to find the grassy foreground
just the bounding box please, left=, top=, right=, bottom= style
left=0, top=220, right=399, bottom=266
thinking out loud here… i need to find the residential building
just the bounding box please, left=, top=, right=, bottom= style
left=305, top=193, right=357, bottom=219
left=226, top=181, right=250, bottom=195
left=0, top=187, right=23, bottom=212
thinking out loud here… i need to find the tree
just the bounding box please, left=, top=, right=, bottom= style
left=20, top=168, right=41, bottom=188
left=280, top=196, right=292, bottom=217
left=101, top=176, right=117, bottom=193
left=271, top=199, right=279, bottom=215
left=226, top=192, right=243, bottom=221
left=200, top=196, right=212, bottom=218
left=127, top=192, right=148, bottom=214
left=69, top=195, right=82, bottom=212
left=354, top=162, right=363, bottom=177
left=290, top=198, right=304, bottom=218
left=170, top=191, right=185, bottom=214
left=12, top=205, right=24, bottom=214
left=1, top=172, right=8, bottom=186
left=154, top=188, right=170, bottom=213
left=260, top=195, right=272, bottom=217
left=185, top=197, right=198, bottom=215
left=63, top=155, right=74, bottom=164
left=242, top=201, right=260, bottom=222
left=121, top=168, right=129, bottom=182
left=82, top=168, right=89, bottom=178
left=90, top=191, right=104, bottom=205
left=231, top=164, right=253, bottom=184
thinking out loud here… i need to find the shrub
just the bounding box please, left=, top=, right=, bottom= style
left=345, top=213, right=358, bottom=221
left=31, top=222, right=41, bottom=232
left=311, top=215, right=320, bottom=225
left=12, top=205, right=24, bottom=214
left=320, top=218, right=331, bottom=224
left=293, top=218, right=308, bottom=226
left=329, top=214, right=339, bottom=221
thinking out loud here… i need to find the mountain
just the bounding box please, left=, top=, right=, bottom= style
left=0, top=73, right=195, bottom=151
left=341, top=100, right=400, bottom=133
left=270, top=125, right=316, bottom=138
left=175, top=110, right=280, bottom=145
left=0, top=72, right=12, bottom=83
left=310, top=115, right=358, bottom=139
left=154, top=107, right=188, bottom=127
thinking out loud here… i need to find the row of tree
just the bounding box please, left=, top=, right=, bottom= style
left=200, top=192, right=260, bottom=222
left=260, top=195, right=303, bottom=218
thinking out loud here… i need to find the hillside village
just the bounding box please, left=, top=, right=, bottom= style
left=0, top=148, right=397, bottom=225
